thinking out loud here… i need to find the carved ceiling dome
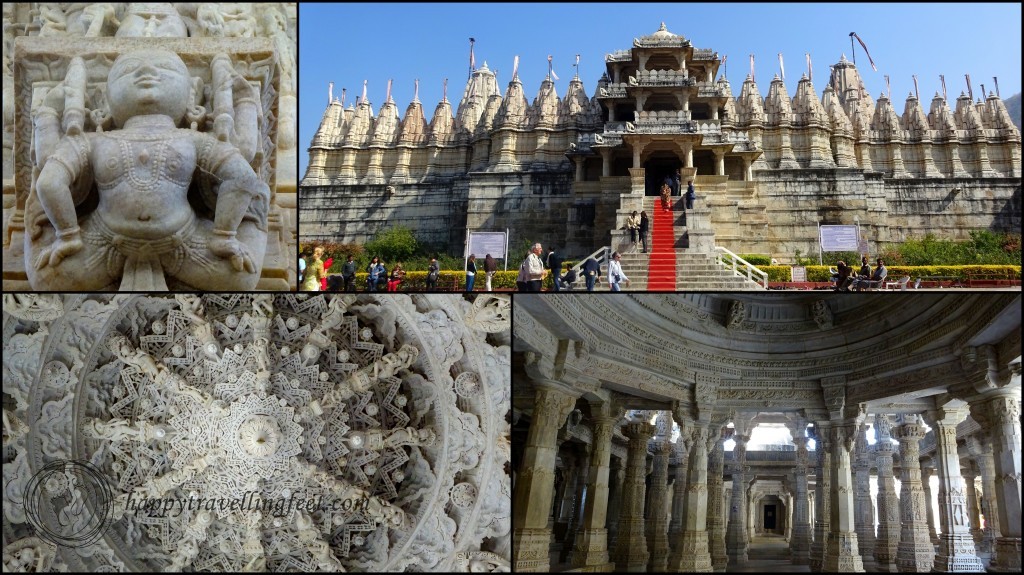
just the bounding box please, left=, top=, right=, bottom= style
left=3, top=294, right=511, bottom=572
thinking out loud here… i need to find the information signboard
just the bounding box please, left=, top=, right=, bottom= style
left=819, top=225, right=860, bottom=252
left=466, top=232, right=507, bottom=259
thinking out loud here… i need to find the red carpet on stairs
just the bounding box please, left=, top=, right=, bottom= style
left=648, top=198, right=677, bottom=290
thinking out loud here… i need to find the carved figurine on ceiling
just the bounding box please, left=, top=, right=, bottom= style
left=25, top=47, right=269, bottom=290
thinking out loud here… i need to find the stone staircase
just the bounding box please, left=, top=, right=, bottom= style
left=620, top=197, right=763, bottom=291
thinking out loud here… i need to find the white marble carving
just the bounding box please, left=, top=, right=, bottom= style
left=2, top=294, right=510, bottom=572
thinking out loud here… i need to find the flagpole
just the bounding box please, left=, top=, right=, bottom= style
left=849, top=33, right=856, bottom=66
left=468, top=37, right=476, bottom=80
left=940, top=74, right=946, bottom=101
left=912, top=75, right=919, bottom=100
left=980, top=83, right=986, bottom=101
left=993, top=76, right=1000, bottom=98
left=965, top=74, right=972, bottom=101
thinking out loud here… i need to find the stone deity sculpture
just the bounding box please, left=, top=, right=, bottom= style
left=26, top=47, right=269, bottom=290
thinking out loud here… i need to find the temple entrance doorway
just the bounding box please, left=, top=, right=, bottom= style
left=643, top=152, right=682, bottom=196
left=764, top=503, right=777, bottom=530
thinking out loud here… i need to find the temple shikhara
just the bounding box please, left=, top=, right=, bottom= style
left=301, top=23, right=1020, bottom=290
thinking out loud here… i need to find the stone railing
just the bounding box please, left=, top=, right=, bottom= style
left=691, top=48, right=717, bottom=61
left=715, top=247, right=769, bottom=288
left=724, top=450, right=796, bottom=462
left=606, top=49, right=632, bottom=62
left=636, top=110, right=691, bottom=123
left=697, top=82, right=727, bottom=98
left=598, top=83, right=628, bottom=98
left=577, top=132, right=623, bottom=148
left=633, top=35, right=689, bottom=48
left=629, top=69, right=694, bottom=88
left=694, top=120, right=723, bottom=135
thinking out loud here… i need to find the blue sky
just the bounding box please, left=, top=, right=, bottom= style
left=299, top=2, right=1022, bottom=178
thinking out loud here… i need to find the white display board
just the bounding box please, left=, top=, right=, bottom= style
left=819, top=225, right=860, bottom=252
left=466, top=231, right=507, bottom=259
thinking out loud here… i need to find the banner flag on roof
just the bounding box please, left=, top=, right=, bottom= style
left=778, top=53, right=785, bottom=81
left=850, top=32, right=878, bottom=71
left=512, top=55, right=519, bottom=81
left=806, top=53, right=812, bottom=83
left=548, top=55, right=558, bottom=81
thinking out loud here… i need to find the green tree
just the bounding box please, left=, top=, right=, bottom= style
left=363, top=226, right=419, bottom=264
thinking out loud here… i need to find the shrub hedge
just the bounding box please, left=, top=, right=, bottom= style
left=759, top=265, right=1021, bottom=282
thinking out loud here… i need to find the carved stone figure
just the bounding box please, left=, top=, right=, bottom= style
left=26, top=48, right=269, bottom=291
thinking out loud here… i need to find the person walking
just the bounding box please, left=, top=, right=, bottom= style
left=607, top=251, right=630, bottom=292
left=685, top=180, right=696, bottom=210
left=341, top=255, right=357, bottom=292
left=638, top=211, right=650, bottom=253
left=672, top=169, right=682, bottom=196
left=547, top=247, right=565, bottom=292
left=484, top=254, right=497, bottom=291
left=301, top=246, right=326, bottom=292
left=465, top=254, right=477, bottom=292
left=660, top=182, right=672, bottom=212
left=582, top=257, right=601, bottom=292
left=525, top=243, right=545, bottom=291
left=425, top=258, right=439, bottom=291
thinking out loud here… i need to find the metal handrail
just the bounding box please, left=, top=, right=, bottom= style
left=714, top=246, right=769, bottom=289
left=565, top=246, right=610, bottom=289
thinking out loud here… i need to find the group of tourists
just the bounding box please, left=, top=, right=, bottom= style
left=300, top=248, right=504, bottom=292
left=657, top=169, right=696, bottom=213
left=832, top=256, right=888, bottom=291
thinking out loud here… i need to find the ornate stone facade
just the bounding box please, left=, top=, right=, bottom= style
left=301, top=23, right=1020, bottom=263
left=3, top=294, right=510, bottom=571
left=2, top=3, right=298, bottom=291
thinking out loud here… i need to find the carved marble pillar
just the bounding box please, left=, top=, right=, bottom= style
left=726, top=433, right=749, bottom=566
left=824, top=423, right=865, bottom=572
left=853, top=423, right=876, bottom=565
left=967, top=438, right=1001, bottom=555
left=571, top=406, right=619, bottom=570
left=707, top=430, right=728, bottom=571
left=893, top=414, right=935, bottom=572
left=606, top=456, right=625, bottom=550
left=874, top=414, right=902, bottom=571
left=667, top=433, right=691, bottom=569
left=673, top=423, right=714, bottom=572
left=790, top=435, right=812, bottom=564
left=646, top=438, right=672, bottom=572
left=971, top=394, right=1022, bottom=573
left=555, top=451, right=579, bottom=531
left=926, top=407, right=984, bottom=572
left=561, top=444, right=591, bottom=563
left=612, top=421, right=655, bottom=572
left=961, top=465, right=984, bottom=550
left=921, top=461, right=941, bottom=545
left=810, top=422, right=832, bottom=571
left=512, top=383, right=579, bottom=572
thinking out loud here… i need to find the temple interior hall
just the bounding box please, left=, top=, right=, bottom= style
left=511, top=294, right=1021, bottom=573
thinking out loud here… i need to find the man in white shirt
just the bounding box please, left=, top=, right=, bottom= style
left=526, top=243, right=545, bottom=292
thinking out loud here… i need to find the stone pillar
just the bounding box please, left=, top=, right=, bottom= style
left=967, top=438, right=1000, bottom=555
left=810, top=422, right=832, bottom=571
left=571, top=406, right=619, bottom=570
left=925, top=406, right=984, bottom=572
left=646, top=438, right=672, bottom=572
left=667, top=434, right=691, bottom=566
left=707, top=429, right=728, bottom=571
left=555, top=451, right=579, bottom=532
left=512, top=383, right=579, bottom=572
left=853, top=423, right=876, bottom=565
left=971, top=394, right=1022, bottom=573
left=714, top=150, right=725, bottom=175
left=790, top=435, right=812, bottom=564
left=561, top=445, right=590, bottom=564
left=824, top=423, right=865, bottom=572
left=606, top=457, right=625, bottom=549
left=742, top=156, right=753, bottom=181
left=726, top=433, right=749, bottom=565
left=874, top=414, right=901, bottom=571
left=962, top=464, right=984, bottom=550
left=672, top=423, right=714, bottom=572
left=921, top=461, right=940, bottom=545
left=600, top=149, right=612, bottom=178
left=893, top=414, right=935, bottom=572
left=612, top=421, right=655, bottom=572
left=574, top=156, right=585, bottom=182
